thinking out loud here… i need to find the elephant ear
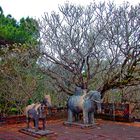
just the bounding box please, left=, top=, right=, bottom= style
left=84, top=91, right=93, bottom=99
left=86, top=90, right=99, bottom=100
left=90, top=91, right=102, bottom=101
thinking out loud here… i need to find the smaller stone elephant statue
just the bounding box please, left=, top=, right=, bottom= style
left=25, top=95, right=51, bottom=131
left=67, top=88, right=102, bottom=124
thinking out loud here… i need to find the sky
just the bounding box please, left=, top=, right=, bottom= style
left=0, top=0, right=139, bottom=21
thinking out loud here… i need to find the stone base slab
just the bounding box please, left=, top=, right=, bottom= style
left=63, top=121, right=97, bottom=128
left=19, top=128, right=55, bottom=138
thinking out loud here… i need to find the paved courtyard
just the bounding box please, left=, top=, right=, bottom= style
left=0, top=119, right=140, bottom=140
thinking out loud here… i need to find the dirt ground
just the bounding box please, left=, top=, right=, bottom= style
left=0, top=119, right=140, bottom=140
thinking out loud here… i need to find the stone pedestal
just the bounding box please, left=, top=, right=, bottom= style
left=19, top=128, right=55, bottom=138
left=64, top=121, right=97, bottom=129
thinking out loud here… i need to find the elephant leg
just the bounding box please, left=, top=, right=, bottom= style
left=74, top=113, right=79, bottom=122
left=26, top=117, right=30, bottom=129
left=88, top=113, right=91, bottom=124
left=68, top=109, right=73, bottom=123
left=42, top=118, right=46, bottom=130
left=89, top=112, right=94, bottom=124
left=83, top=111, right=89, bottom=124
left=33, top=119, right=36, bottom=127
left=34, top=118, right=39, bottom=131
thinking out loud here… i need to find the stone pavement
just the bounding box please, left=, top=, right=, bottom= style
left=0, top=119, right=140, bottom=140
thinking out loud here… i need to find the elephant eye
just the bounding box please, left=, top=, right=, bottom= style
left=41, top=106, right=44, bottom=110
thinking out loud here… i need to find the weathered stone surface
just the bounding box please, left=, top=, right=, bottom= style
left=64, top=121, right=98, bottom=128
left=19, top=128, right=54, bottom=138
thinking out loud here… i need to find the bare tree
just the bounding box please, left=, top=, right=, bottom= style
left=97, top=2, right=140, bottom=96
left=39, top=2, right=140, bottom=96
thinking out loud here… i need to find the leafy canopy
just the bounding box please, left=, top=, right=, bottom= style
left=0, top=6, right=39, bottom=45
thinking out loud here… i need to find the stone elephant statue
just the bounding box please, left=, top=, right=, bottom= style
left=25, top=95, right=51, bottom=131
left=67, top=88, right=101, bottom=124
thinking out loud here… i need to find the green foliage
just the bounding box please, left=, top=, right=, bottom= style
left=0, top=6, right=68, bottom=117
left=10, top=107, right=18, bottom=115
left=0, top=42, right=66, bottom=116
left=0, top=44, right=44, bottom=115
left=104, top=90, right=123, bottom=103
left=0, top=6, right=39, bottom=45
left=82, top=71, right=87, bottom=78
left=27, top=98, right=33, bottom=105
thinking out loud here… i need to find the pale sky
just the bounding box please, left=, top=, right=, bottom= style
left=0, top=0, right=139, bottom=21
